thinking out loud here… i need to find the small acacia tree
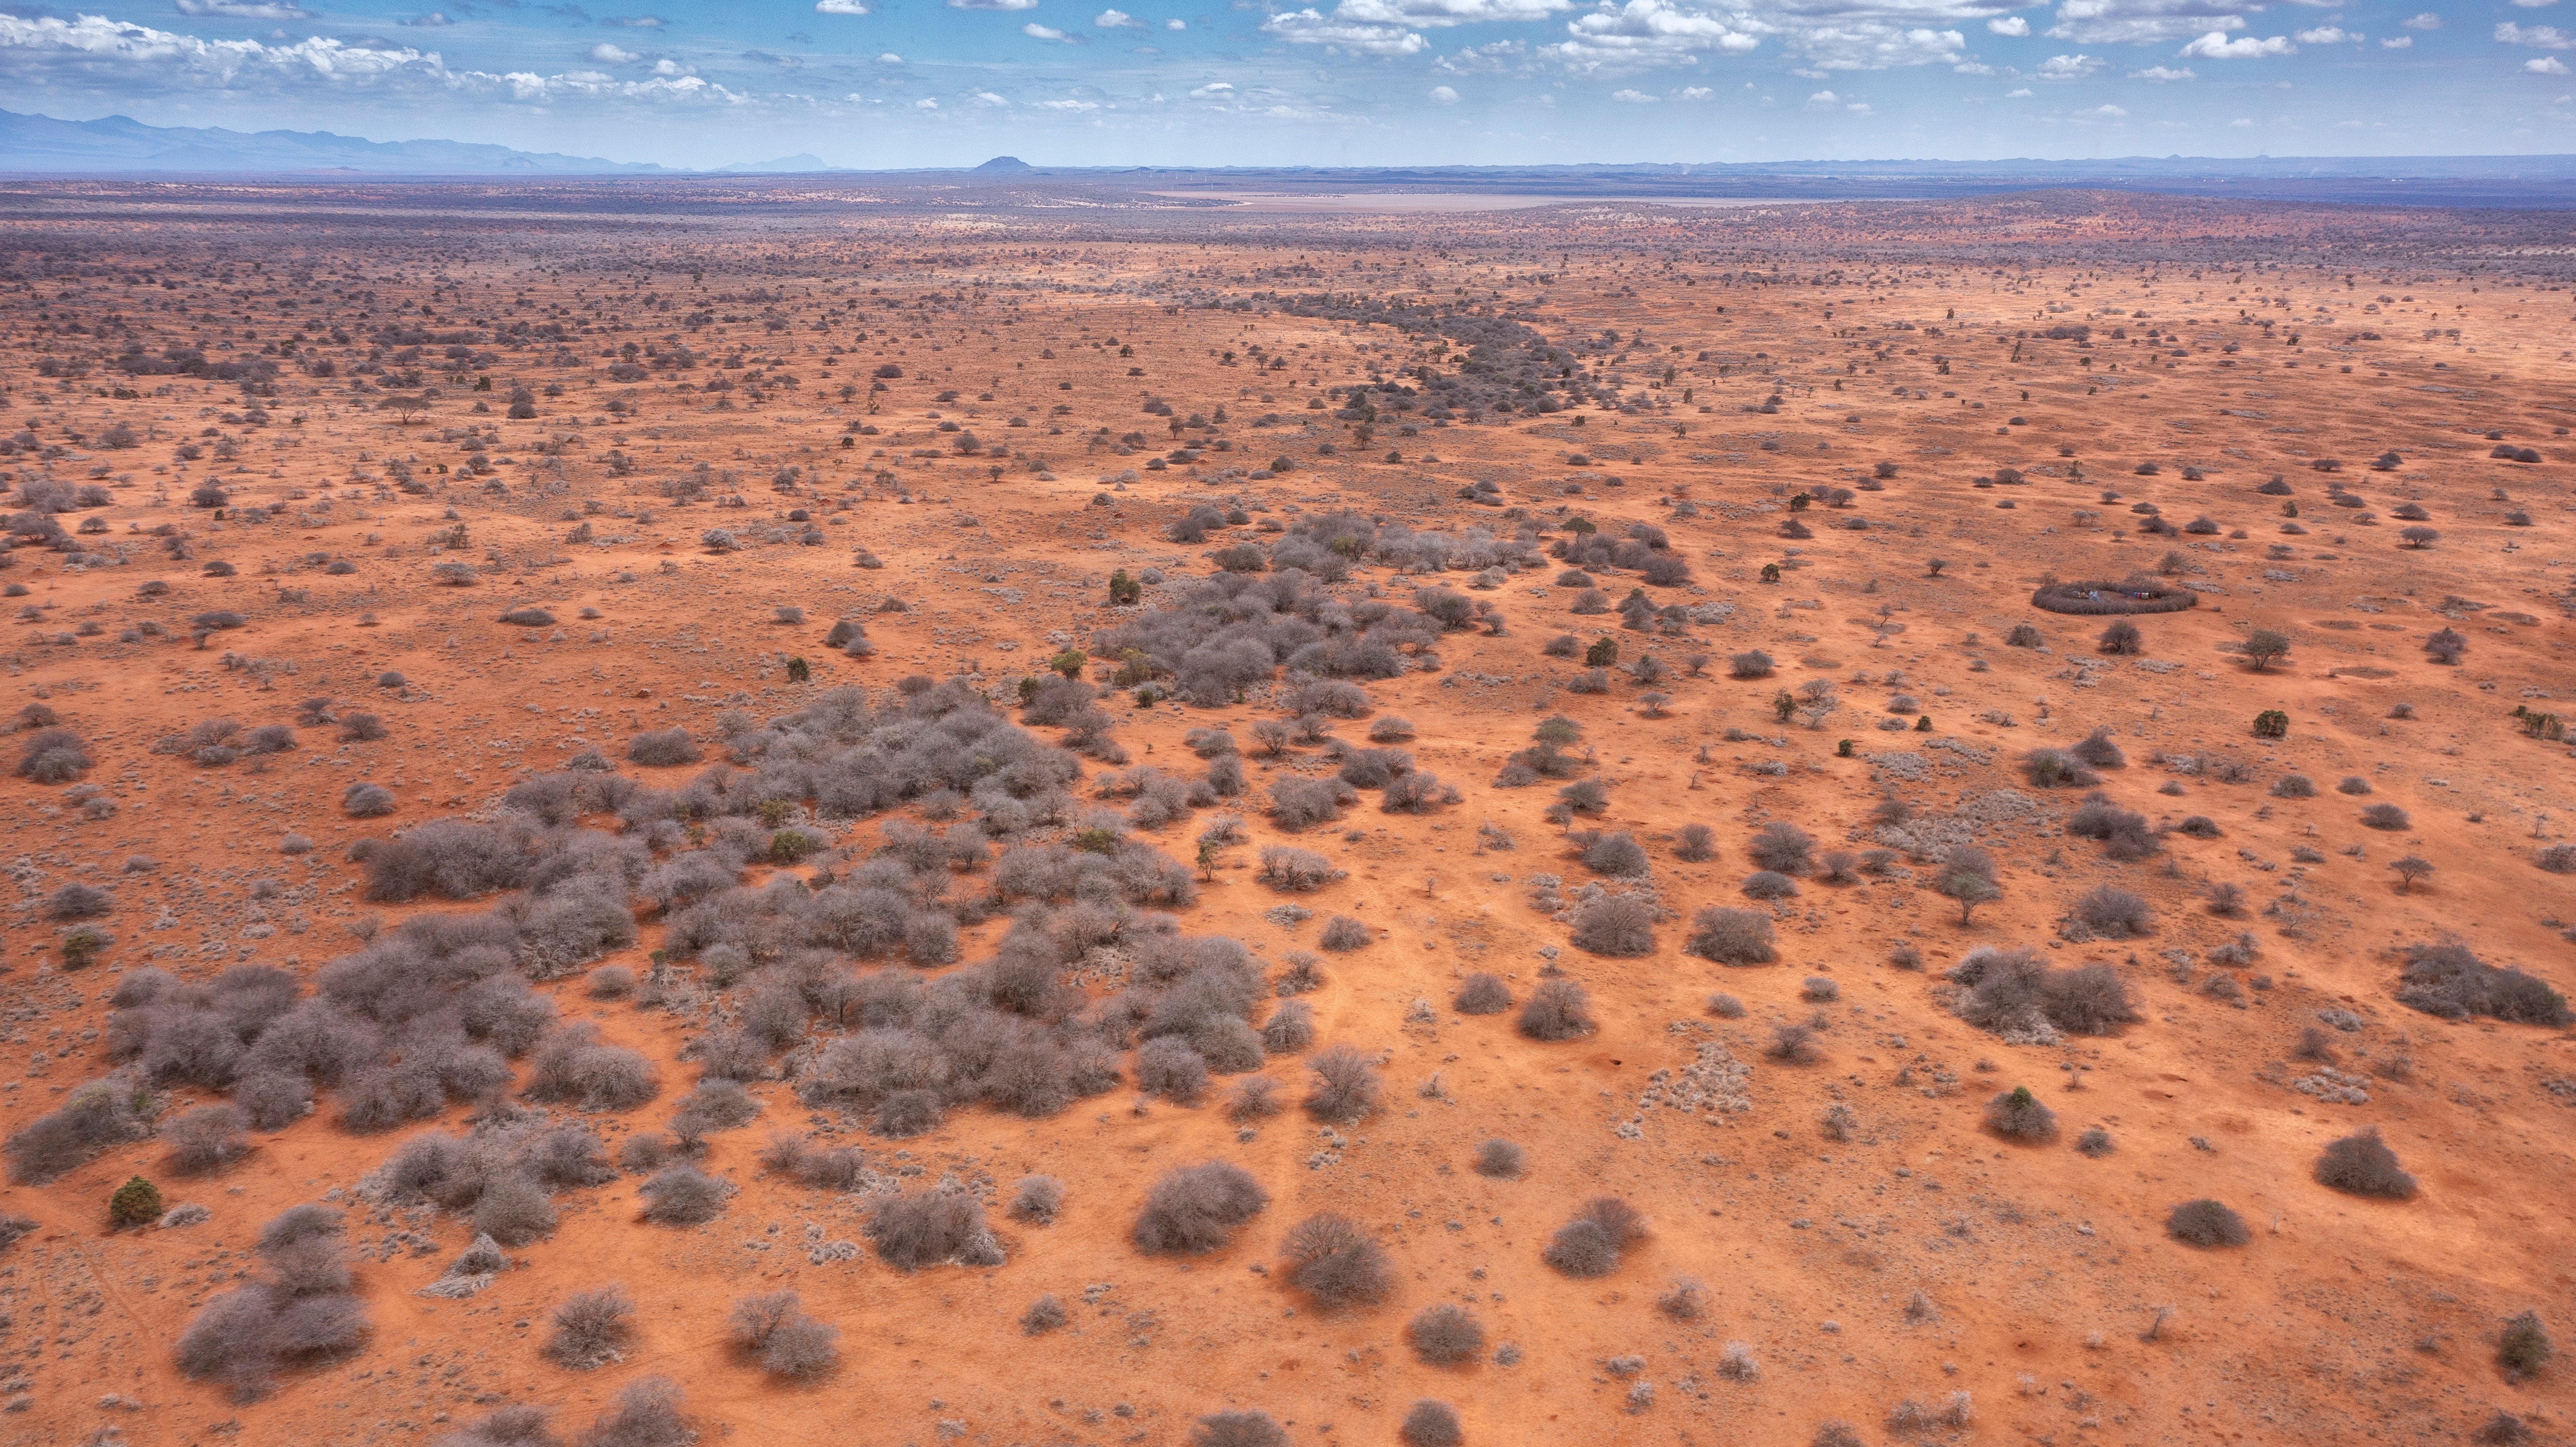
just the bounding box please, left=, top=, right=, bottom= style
left=2388, top=856, right=2433, bottom=894
left=2242, top=629, right=2290, bottom=673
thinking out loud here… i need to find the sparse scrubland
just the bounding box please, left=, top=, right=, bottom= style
left=0, top=183, right=2564, bottom=1447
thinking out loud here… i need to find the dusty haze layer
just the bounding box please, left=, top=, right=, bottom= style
left=0, top=182, right=2570, bottom=1447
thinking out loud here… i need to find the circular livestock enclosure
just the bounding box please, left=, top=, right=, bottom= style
left=2030, top=577, right=2201, bottom=616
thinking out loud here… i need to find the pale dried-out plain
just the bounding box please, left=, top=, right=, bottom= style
left=0, top=179, right=2570, bottom=1447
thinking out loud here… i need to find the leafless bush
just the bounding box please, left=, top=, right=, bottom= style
left=637, top=1166, right=728, bottom=1225
left=1407, top=1303, right=1486, bottom=1364
left=1021, top=1293, right=1068, bottom=1334
left=1458, top=1137, right=1524, bottom=1183
left=1740, top=870, right=1800, bottom=901
left=1983, top=1086, right=2057, bottom=1142
left=1571, top=893, right=1656, bottom=956
left=1518, top=978, right=1595, bottom=1040
left=1657, top=1276, right=1709, bottom=1321
left=1304, top=1044, right=1381, bottom=1122
left=1453, top=974, right=1511, bottom=1014
left=2313, top=1126, right=2417, bottom=1199
left=2166, top=1199, right=2249, bottom=1247
left=2070, top=885, right=2155, bottom=938
left=2394, top=942, right=2569, bottom=1026
left=1256, top=845, right=1338, bottom=891
left=1319, top=915, right=1370, bottom=950
left=1675, top=823, right=1715, bottom=862
left=1766, top=1022, right=1821, bottom=1064
left=868, top=1187, right=1001, bottom=1269
left=627, top=729, right=701, bottom=767
left=1281, top=1212, right=1392, bottom=1308
left=1189, top=1410, right=1287, bottom=1447
left=1133, top=1161, right=1268, bottom=1255
left=165, top=1104, right=250, bottom=1174
left=6, top=1081, right=149, bottom=1184
left=1685, top=906, right=1775, bottom=965
left=1544, top=1197, right=1644, bottom=1278
left=547, top=1285, right=635, bottom=1370
left=1400, top=1400, right=1463, bottom=1447
left=1138, top=1036, right=1211, bottom=1105
left=577, top=1376, right=690, bottom=1447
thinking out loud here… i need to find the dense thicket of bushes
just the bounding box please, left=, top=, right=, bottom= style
left=1948, top=946, right=2138, bottom=1043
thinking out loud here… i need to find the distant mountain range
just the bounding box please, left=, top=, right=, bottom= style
left=0, top=107, right=679, bottom=175
left=4, top=108, right=2572, bottom=207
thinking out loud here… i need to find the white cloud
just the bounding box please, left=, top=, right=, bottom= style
left=1953, top=58, right=1992, bottom=71
left=949, top=0, right=1038, bottom=8
left=1165, top=16, right=1186, bottom=27
left=2179, top=30, right=2293, bottom=57
left=1805, top=87, right=1837, bottom=103
left=2531, top=55, right=2573, bottom=71
left=2293, top=26, right=2352, bottom=43
left=1096, top=8, right=1142, bottom=26
left=1541, top=0, right=1768, bottom=74
left=2496, top=22, right=2574, bottom=47
left=2378, top=35, right=2409, bottom=48
left=601, top=15, right=667, bottom=26
left=1679, top=82, right=1710, bottom=96
left=1269, top=0, right=1571, bottom=55
left=1023, top=22, right=1071, bottom=39
left=814, top=0, right=872, bottom=13
left=2511, top=0, right=2561, bottom=8
left=2037, top=50, right=2100, bottom=76
left=2006, top=84, right=2031, bottom=94
left=1189, top=80, right=1235, bottom=96
left=1987, top=15, right=2028, bottom=35
left=400, top=11, right=453, bottom=25
left=1612, top=85, right=1658, bottom=99
left=174, top=0, right=316, bottom=17
left=591, top=42, right=640, bottom=62
left=915, top=96, right=939, bottom=107
left=972, top=88, right=1010, bottom=104
left=1428, top=82, right=1460, bottom=99
left=879, top=51, right=902, bottom=61
left=1264, top=9, right=1427, bottom=53
left=2092, top=101, right=2125, bottom=113
left=1790, top=24, right=1966, bottom=70
left=2401, top=11, right=2440, bottom=28
left=1036, top=97, right=1100, bottom=108
left=2046, top=0, right=2278, bottom=46
left=1846, top=99, right=1871, bottom=111
left=0, top=12, right=756, bottom=104
left=2132, top=63, right=2191, bottom=78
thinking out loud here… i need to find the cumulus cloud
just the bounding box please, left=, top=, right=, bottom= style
left=814, top=0, right=872, bottom=12
left=2006, top=84, right=2031, bottom=93
left=0, top=12, right=748, bottom=105
left=601, top=15, right=666, bottom=27
left=1428, top=82, right=1459, bottom=99
left=2229, top=114, right=2251, bottom=124
left=1679, top=82, right=1710, bottom=96
left=2046, top=0, right=2281, bottom=45
left=2293, top=26, right=2352, bottom=43
left=1096, top=8, right=1142, bottom=25
left=2530, top=54, right=2572, bottom=72
left=2091, top=101, right=2124, bottom=113
left=2496, top=22, right=2574, bottom=47
left=915, top=97, right=938, bottom=107
left=1166, top=16, right=1186, bottom=27
left=1023, top=22, right=1073, bottom=39
left=948, top=0, right=1038, bottom=8
left=1611, top=85, right=1658, bottom=98
left=2132, top=63, right=2191, bottom=78
left=1542, top=0, right=1768, bottom=73
left=2401, top=11, right=2439, bottom=27
left=591, top=42, right=640, bottom=62
left=2378, top=34, right=2409, bottom=48
left=972, top=88, right=1010, bottom=104
left=2179, top=30, right=2292, bottom=57
left=1987, top=15, right=2028, bottom=34
left=2036, top=50, right=2099, bottom=76
left=1036, top=97, right=1100, bottom=108
left=1269, top=0, right=1571, bottom=54
left=1805, top=87, right=1837, bottom=103
left=400, top=11, right=454, bottom=25
left=1189, top=80, right=1235, bottom=96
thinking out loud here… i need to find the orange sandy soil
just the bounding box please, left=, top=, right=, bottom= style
left=0, top=183, right=2570, bottom=1447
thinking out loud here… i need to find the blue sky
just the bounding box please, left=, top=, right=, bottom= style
left=0, top=0, right=2568, bottom=168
